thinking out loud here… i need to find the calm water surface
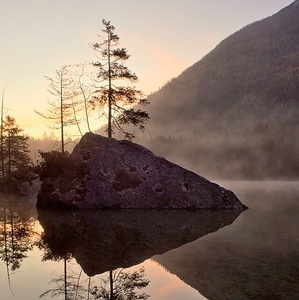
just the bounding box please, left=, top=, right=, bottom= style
left=0, top=181, right=298, bottom=299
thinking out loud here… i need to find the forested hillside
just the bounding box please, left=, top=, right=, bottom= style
left=136, top=1, right=299, bottom=179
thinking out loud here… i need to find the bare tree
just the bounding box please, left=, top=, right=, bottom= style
left=35, top=65, right=77, bottom=152
left=72, top=63, right=94, bottom=134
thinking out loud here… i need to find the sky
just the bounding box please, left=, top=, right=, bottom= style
left=0, top=0, right=294, bottom=138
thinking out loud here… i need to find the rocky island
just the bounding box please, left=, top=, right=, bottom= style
left=36, top=132, right=247, bottom=210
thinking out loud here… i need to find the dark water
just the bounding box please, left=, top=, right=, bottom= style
left=0, top=181, right=298, bottom=299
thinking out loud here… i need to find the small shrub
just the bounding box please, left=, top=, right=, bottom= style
left=38, top=151, right=74, bottom=179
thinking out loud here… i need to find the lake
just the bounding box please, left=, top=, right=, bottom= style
left=0, top=181, right=298, bottom=299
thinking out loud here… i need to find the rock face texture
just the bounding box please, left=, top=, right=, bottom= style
left=18, top=178, right=41, bottom=197
left=37, top=133, right=247, bottom=210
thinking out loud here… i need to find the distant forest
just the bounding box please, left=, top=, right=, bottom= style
left=138, top=124, right=299, bottom=180
left=28, top=132, right=77, bottom=166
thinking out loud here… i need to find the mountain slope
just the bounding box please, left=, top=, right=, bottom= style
left=145, top=1, right=299, bottom=135
left=136, top=1, right=299, bottom=179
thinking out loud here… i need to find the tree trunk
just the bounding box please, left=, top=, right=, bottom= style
left=7, top=132, right=11, bottom=181
left=60, top=79, right=65, bottom=153
left=64, top=257, right=67, bottom=300
left=107, top=32, right=112, bottom=138
left=109, top=269, right=114, bottom=300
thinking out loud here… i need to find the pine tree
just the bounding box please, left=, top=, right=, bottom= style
left=91, top=19, right=149, bottom=140
left=0, top=116, right=32, bottom=185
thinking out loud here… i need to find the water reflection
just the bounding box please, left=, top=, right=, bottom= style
left=155, top=181, right=299, bottom=299
left=0, top=194, right=38, bottom=295
left=37, top=209, right=242, bottom=276
left=36, top=209, right=242, bottom=299
left=90, top=268, right=150, bottom=300
left=0, top=193, right=244, bottom=299
left=1, top=182, right=298, bottom=299
left=39, top=262, right=150, bottom=300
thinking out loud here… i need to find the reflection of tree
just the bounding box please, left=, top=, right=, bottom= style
left=0, top=206, right=36, bottom=269
left=90, top=268, right=149, bottom=300
left=39, top=254, right=88, bottom=300
left=37, top=236, right=150, bottom=300
left=0, top=203, right=37, bottom=292
left=38, top=251, right=150, bottom=300
left=37, top=229, right=89, bottom=299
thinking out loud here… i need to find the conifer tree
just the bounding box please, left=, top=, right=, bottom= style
left=91, top=19, right=149, bottom=140
left=1, top=116, right=32, bottom=184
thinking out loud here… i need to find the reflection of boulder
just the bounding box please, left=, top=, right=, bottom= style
left=37, top=209, right=243, bottom=276
left=154, top=186, right=299, bottom=299
left=37, top=133, right=246, bottom=210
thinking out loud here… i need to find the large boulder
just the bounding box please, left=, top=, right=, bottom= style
left=37, top=133, right=247, bottom=210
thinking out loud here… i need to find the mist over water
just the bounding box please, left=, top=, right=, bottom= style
left=154, top=180, right=299, bottom=299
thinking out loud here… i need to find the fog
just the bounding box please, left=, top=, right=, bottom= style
left=28, top=122, right=299, bottom=182
left=133, top=124, right=299, bottom=180
left=154, top=180, right=299, bottom=299
left=28, top=133, right=77, bottom=165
